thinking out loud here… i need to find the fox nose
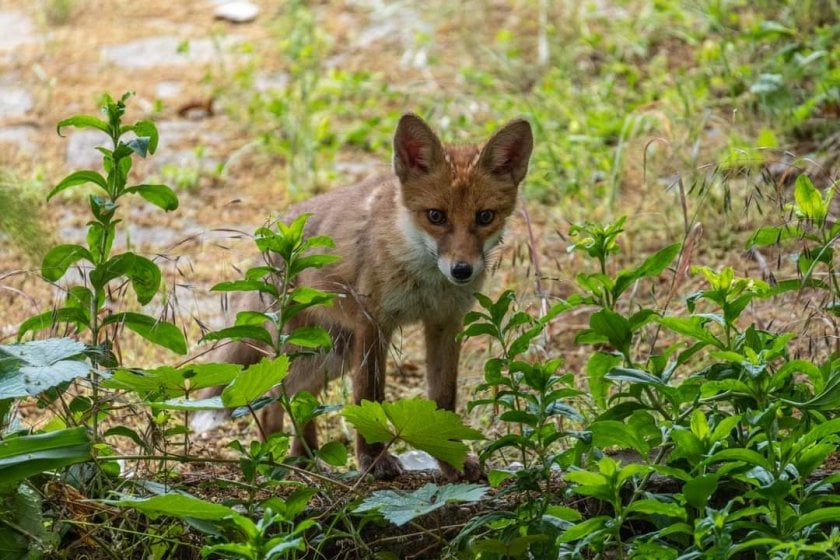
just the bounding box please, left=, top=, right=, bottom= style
left=451, top=261, right=473, bottom=281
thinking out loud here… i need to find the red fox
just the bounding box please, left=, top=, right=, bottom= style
left=194, top=114, right=533, bottom=480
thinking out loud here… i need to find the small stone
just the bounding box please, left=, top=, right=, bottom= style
left=214, top=2, right=259, bottom=24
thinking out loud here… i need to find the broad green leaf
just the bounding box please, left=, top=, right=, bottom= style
left=48, top=170, right=108, bottom=199
left=589, top=309, right=631, bottom=355
left=586, top=352, right=621, bottom=410
left=0, top=338, right=89, bottom=399
left=159, top=395, right=224, bottom=411
left=588, top=420, right=650, bottom=456
left=41, top=244, right=93, bottom=282
left=317, top=441, right=348, bottom=467
left=625, top=498, right=686, bottom=520
left=556, top=516, right=610, bottom=543
left=57, top=114, right=110, bottom=136
left=613, top=243, right=681, bottom=299
left=355, top=482, right=487, bottom=526
left=0, top=427, right=91, bottom=492
left=221, top=355, right=289, bottom=408
left=704, top=448, right=770, bottom=470
left=286, top=326, right=332, bottom=350
left=211, top=279, right=278, bottom=297
left=683, top=473, right=719, bottom=509
left=122, top=120, right=159, bottom=153
left=746, top=225, right=805, bottom=248
left=16, top=307, right=89, bottom=339
left=112, top=493, right=248, bottom=524
left=125, top=184, right=178, bottom=211
left=344, top=398, right=484, bottom=470
left=102, top=363, right=242, bottom=398
left=794, top=507, right=840, bottom=531
left=658, top=316, right=724, bottom=348
left=794, top=174, right=826, bottom=222
left=200, top=325, right=274, bottom=347
left=102, top=312, right=187, bottom=354
left=124, top=254, right=162, bottom=305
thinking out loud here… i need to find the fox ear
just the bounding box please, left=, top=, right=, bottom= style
left=393, top=113, right=445, bottom=182
left=477, top=119, right=534, bottom=185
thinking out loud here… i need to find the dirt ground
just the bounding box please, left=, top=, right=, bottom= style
left=0, top=0, right=834, bottom=472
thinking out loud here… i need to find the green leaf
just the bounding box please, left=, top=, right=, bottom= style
left=124, top=184, right=179, bottom=211
left=344, top=398, right=484, bottom=470
left=200, top=325, right=274, bottom=347
left=589, top=309, right=631, bottom=355
left=286, top=326, right=332, bottom=350
left=102, top=312, right=187, bottom=354
left=683, top=474, right=719, bottom=509
left=221, top=356, right=289, bottom=408
left=625, top=498, right=686, bottom=520
left=211, top=279, right=278, bottom=297
left=746, top=225, right=805, bottom=248
left=123, top=120, right=159, bottom=154
left=112, top=493, right=248, bottom=524
left=48, top=170, right=108, bottom=199
left=16, top=307, right=89, bottom=339
left=793, top=507, right=840, bottom=531
left=0, top=427, right=91, bottom=492
left=124, top=254, right=162, bottom=305
left=101, top=363, right=242, bottom=398
left=0, top=338, right=89, bottom=399
left=794, top=174, right=826, bottom=223
left=317, top=441, right=348, bottom=467
left=588, top=420, right=650, bottom=456
left=355, top=482, right=487, bottom=526
left=658, top=316, right=724, bottom=348
left=613, top=243, right=681, bottom=299
left=41, top=244, right=93, bottom=282
left=586, top=352, right=621, bottom=410
left=56, top=114, right=110, bottom=136
left=556, top=516, right=610, bottom=543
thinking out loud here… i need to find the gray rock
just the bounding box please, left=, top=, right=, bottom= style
left=0, top=125, right=37, bottom=152
left=100, top=35, right=242, bottom=69
left=0, top=11, right=36, bottom=51
left=0, top=85, right=33, bottom=119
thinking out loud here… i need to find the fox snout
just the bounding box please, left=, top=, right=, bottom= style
left=438, top=256, right=481, bottom=285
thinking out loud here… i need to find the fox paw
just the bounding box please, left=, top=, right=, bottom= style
left=440, top=455, right=484, bottom=482
left=359, top=451, right=404, bottom=480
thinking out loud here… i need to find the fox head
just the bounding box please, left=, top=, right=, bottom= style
left=393, top=114, right=534, bottom=285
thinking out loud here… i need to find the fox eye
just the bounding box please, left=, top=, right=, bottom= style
left=427, top=209, right=447, bottom=225
left=476, top=210, right=495, bottom=226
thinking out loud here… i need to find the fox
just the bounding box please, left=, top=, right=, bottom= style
left=193, top=113, right=534, bottom=480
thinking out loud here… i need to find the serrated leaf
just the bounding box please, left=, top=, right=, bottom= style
left=101, top=363, right=242, bottom=398
left=588, top=420, right=650, bottom=456
left=102, top=312, right=187, bottom=354
left=0, top=338, right=90, bottom=398
left=355, top=482, right=487, bottom=526
left=221, top=355, right=289, bottom=408
left=344, top=398, right=484, bottom=470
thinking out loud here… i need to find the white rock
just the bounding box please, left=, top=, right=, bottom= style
left=214, top=2, right=260, bottom=24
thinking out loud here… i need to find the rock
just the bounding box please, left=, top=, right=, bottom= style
left=0, top=85, right=33, bottom=119
left=0, top=125, right=37, bottom=152
left=100, top=35, right=241, bottom=69
left=214, top=2, right=260, bottom=24
left=0, top=11, right=36, bottom=51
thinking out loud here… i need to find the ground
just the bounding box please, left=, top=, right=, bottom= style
left=1, top=1, right=839, bottom=558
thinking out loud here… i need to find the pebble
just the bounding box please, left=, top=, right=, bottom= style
left=214, top=2, right=260, bottom=24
